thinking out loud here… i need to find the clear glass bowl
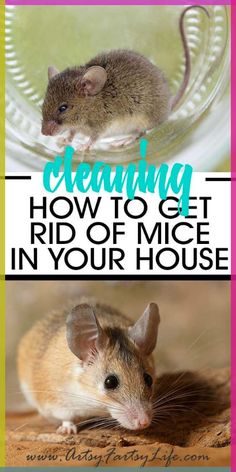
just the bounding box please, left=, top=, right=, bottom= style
left=6, top=5, right=230, bottom=171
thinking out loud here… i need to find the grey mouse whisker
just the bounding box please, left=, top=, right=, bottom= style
left=75, top=416, right=110, bottom=427
left=152, top=390, right=213, bottom=409
left=151, top=417, right=173, bottom=426
left=153, top=330, right=220, bottom=397
left=13, top=421, right=35, bottom=432
left=84, top=421, right=119, bottom=432
left=153, top=404, right=195, bottom=413
left=154, top=377, right=203, bottom=398
left=76, top=416, right=118, bottom=430
left=155, top=366, right=213, bottom=399
left=15, top=388, right=123, bottom=411
left=152, top=405, right=211, bottom=421
left=153, top=381, right=212, bottom=406
left=152, top=399, right=220, bottom=417
left=86, top=418, right=117, bottom=426
left=156, top=390, right=217, bottom=406
left=151, top=414, right=171, bottom=421
left=155, top=384, right=216, bottom=402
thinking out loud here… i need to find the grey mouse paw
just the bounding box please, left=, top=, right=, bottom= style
left=76, top=139, right=93, bottom=153
left=56, top=136, right=73, bottom=148
left=56, top=129, right=77, bottom=148
left=56, top=421, right=77, bottom=435
left=111, top=134, right=140, bottom=148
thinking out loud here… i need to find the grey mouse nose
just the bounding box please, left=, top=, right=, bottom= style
left=41, top=120, right=59, bottom=136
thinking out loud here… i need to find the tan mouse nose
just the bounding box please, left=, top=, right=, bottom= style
left=41, top=120, right=58, bottom=136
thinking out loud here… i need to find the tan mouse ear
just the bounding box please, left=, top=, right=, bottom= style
left=128, top=303, right=160, bottom=356
left=81, top=66, right=107, bottom=96
left=66, top=304, right=107, bottom=362
left=48, top=66, right=60, bottom=81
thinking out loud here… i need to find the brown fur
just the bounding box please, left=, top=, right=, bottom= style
left=42, top=49, right=171, bottom=141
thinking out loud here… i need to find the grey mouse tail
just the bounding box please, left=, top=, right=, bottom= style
left=171, top=6, right=210, bottom=111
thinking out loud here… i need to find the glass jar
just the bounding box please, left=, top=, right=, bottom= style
left=6, top=5, right=230, bottom=171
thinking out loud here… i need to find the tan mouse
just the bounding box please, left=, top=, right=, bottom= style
left=41, top=6, right=209, bottom=151
left=18, top=299, right=160, bottom=434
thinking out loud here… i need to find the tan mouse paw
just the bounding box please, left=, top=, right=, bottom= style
left=56, top=421, right=77, bottom=435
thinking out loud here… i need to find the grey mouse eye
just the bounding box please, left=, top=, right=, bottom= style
left=104, top=374, right=119, bottom=390
left=58, top=104, right=68, bottom=113
left=144, top=373, right=153, bottom=388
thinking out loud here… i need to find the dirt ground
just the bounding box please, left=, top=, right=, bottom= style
left=6, top=368, right=230, bottom=467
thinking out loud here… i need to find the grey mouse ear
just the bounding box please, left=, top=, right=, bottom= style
left=81, top=66, right=107, bottom=96
left=128, top=303, right=160, bottom=356
left=66, top=304, right=107, bottom=362
left=48, top=66, right=59, bottom=81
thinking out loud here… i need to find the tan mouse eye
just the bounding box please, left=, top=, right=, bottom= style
left=143, top=373, right=153, bottom=388
left=58, top=104, right=68, bottom=113
left=104, top=374, right=119, bottom=390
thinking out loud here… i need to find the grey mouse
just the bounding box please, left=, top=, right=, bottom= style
left=41, top=6, right=209, bottom=151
